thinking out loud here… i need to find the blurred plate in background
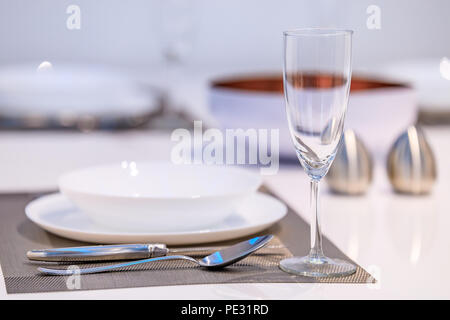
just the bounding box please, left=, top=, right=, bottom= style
left=0, top=63, right=163, bottom=130
left=380, top=59, right=450, bottom=125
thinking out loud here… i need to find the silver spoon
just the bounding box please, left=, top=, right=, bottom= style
left=38, top=235, right=274, bottom=275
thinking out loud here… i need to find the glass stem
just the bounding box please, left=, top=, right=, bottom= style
left=309, top=179, right=324, bottom=262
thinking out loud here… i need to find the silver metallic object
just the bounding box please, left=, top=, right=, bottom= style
left=27, top=242, right=284, bottom=262
left=387, top=126, right=437, bottom=194
left=27, top=244, right=168, bottom=262
left=326, top=129, right=373, bottom=195
left=37, top=235, right=274, bottom=275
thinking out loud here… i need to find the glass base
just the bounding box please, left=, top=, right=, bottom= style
left=279, top=255, right=357, bottom=278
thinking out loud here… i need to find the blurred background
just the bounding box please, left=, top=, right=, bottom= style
left=0, top=0, right=449, bottom=173
left=0, top=0, right=449, bottom=70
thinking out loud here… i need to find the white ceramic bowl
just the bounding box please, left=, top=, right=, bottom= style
left=209, top=74, right=417, bottom=160
left=59, top=162, right=262, bottom=232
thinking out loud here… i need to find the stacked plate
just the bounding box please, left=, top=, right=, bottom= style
left=25, top=163, right=287, bottom=245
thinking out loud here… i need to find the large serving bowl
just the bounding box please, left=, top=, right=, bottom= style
left=59, top=162, right=262, bottom=232
left=209, top=74, right=417, bottom=160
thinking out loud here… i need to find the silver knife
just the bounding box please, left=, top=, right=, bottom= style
left=27, top=244, right=169, bottom=262
left=27, top=243, right=284, bottom=262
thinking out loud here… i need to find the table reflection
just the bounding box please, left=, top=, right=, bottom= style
left=386, top=195, right=437, bottom=265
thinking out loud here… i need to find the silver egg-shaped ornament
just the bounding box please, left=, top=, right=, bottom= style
left=387, top=126, right=437, bottom=194
left=326, top=129, right=373, bottom=195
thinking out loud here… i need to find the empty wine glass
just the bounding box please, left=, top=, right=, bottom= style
left=280, top=28, right=356, bottom=277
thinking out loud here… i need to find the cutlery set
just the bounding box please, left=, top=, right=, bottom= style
left=27, top=239, right=283, bottom=263
left=29, top=235, right=275, bottom=275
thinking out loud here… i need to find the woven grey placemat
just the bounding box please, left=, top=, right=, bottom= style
left=0, top=190, right=375, bottom=293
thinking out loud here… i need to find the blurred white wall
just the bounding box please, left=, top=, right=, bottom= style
left=0, top=0, right=449, bottom=71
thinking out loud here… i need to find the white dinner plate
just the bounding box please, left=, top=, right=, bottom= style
left=25, top=192, right=287, bottom=245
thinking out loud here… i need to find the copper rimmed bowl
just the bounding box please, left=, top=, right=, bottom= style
left=209, top=74, right=417, bottom=159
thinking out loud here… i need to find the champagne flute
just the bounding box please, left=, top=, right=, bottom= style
left=280, top=28, right=356, bottom=277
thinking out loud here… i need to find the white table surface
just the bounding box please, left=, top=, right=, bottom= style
left=0, top=124, right=449, bottom=300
